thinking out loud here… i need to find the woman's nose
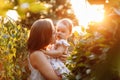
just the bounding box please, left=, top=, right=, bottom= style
left=56, top=32, right=61, bottom=37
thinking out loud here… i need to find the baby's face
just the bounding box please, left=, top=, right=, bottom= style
left=56, top=23, right=70, bottom=40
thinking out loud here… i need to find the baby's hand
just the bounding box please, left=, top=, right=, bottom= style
left=59, top=54, right=69, bottom=62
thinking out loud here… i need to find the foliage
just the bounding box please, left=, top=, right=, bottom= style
left=67, top=30, right=110, bottom=80
left=66, top=0, right=120, bottom=80
left=0, top=0, right=78, bottom=28
left=0, top=17, right=29, bottom=80
left=67, top=21, right=120, bottom=80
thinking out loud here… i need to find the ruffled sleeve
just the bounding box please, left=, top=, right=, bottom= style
left=56, top=39, right=70, bottom=47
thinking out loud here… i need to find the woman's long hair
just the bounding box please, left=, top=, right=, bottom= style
left=27, top=19, right=54, bottom=53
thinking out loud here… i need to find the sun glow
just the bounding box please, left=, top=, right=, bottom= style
left=70, top=0, right=105, bottom=28
left=6, top=10, right=20, bottom=21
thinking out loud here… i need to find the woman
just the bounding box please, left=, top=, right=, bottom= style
left=27, top=19, right=67, bottom=80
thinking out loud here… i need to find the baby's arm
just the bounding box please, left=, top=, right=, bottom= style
left=43, top=44, right=66, bottom=57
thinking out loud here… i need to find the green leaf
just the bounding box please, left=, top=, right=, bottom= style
left=0, top=0, right=14, bottom=16
left=29, top=2, right=47, bottom=13
left=19, top=0, right=35, bottom=3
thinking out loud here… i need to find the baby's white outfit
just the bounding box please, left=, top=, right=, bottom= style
left=49, top=39, right=70, bottom=78
left=28, top=55, right=45, bottom=80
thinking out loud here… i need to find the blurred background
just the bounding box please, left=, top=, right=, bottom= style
left=0, top=0, right=120, bottom=80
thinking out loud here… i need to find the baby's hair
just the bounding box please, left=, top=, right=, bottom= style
left=57, top=18, right=73, bottom=34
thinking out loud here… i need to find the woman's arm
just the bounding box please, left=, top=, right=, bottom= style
left=30, top=51, right=61, bottom=80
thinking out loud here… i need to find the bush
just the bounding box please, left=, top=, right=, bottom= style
left=0, top=17, right=30, bottom=80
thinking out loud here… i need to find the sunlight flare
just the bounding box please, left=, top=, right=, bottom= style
left=70, top=0, right=104, bottom=27
left=6, top=10, right=20, bottom=21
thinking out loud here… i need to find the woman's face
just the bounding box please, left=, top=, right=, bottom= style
left=51, top=27, right=57, bottom=44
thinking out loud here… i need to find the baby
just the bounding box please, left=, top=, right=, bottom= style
left=43, top=18, right=73, bottom=78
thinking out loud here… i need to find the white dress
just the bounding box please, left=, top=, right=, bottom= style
left=28, top=55, right=45, bottom=80
left=49, top=39, right=70, bottom=78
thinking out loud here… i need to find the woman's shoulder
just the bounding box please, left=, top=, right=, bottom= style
left=29, top=50, right=46, bottom=67
left=30, top=50, right=47, bottom=60
left=30, top=50, right=44, bottom=57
